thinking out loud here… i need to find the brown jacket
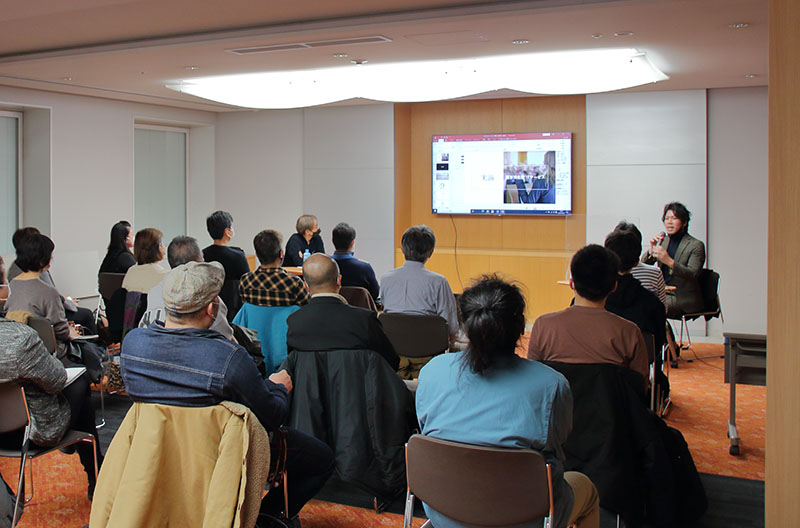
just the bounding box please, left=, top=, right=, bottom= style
left=89, top=401, right=270, bottom=528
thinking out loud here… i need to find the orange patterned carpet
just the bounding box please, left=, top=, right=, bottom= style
left=0, top=342, right=765, bottom=527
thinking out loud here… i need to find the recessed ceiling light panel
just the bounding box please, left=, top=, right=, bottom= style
left=512, top=39, right=529, bottom=45
left=728, top=23, right=750, bottom=29
left=168, top=48, right=668, bottom=109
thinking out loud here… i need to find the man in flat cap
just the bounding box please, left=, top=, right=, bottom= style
left=122, top=261, right=333, bottom=527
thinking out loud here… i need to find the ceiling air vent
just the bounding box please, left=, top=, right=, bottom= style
left=226, top=35, right=391, bottom=55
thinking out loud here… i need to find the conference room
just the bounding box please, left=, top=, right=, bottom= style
left=0, top=0, right=793, bottom=526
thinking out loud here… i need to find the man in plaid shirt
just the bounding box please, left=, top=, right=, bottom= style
left=239, top=230, right=309, bottom=307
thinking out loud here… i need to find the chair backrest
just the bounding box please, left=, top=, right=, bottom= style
left=340, top=286, right=377, bottom=312
left=641, top=330, right=655, bottom=364
left=98, top=272, right=126, bottom=302
left=698, top=269, right=720, bottom=312
left=378, top=313, right=449, bottom=358
left=0, top=383, right=29, bottom=435
left=27, top=315, right=57, bottom=354
left=405, top=434, right=552, bottom=526
left=232, top=303, right=300, bottom=374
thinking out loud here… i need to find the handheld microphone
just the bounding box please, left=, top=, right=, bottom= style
left=658, top=231, right=666, bottom=243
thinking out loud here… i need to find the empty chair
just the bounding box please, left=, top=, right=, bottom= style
left=378, top=313, right=449, bottom=379
left=674, top=269, right=723, bottom=349
left=403, top=434, right=555, bottom=528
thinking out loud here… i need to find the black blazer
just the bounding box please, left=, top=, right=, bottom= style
left=286, top=296, right=399, bottom=370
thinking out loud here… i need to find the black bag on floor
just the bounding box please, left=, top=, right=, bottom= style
left=664, top=425, right=708, bottom=524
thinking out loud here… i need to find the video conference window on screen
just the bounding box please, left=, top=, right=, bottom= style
left=431, top=132, right=572, bottom=216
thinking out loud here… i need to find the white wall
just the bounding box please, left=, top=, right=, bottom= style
left=586, top=89, right=708, bottom=336
left=707, top=87, right=768, bottom=335
left=0, top=85, right=217, bottom=294
left=215, top=104, right=395, bottom=276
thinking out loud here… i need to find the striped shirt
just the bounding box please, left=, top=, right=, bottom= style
left=631, top=262, right=667, bottom=308
left=238, top=267, right=308, bottom=307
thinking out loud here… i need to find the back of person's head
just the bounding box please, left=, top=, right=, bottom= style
left=331, top=222, right=356, bottom=251
left=12, top=227, right=41, bottom=251
left=303, top=254, right=339, bottom=292
left=662, top=202, right=691, bottom=229
left=206, top=211, right=233, bottom=240
left=604, top=230, right=640, bottom=273
left=459, top=275, right=526, bottom=375
left=401, top=225, right=436, bottom=263
left=613, top=220, right=643, bottom=247
left=296, top=215, right=317, bottom=234
left=570, top=244, right=620, bottom=301
left=16, top=234, right=55, bottom=272
left=108, top=220, right=132, bottom=251
left=0, top=254, right=5, bottom=284
left=162, top=261, right=224, bottom=323
left=167, top=236, right=203, bottom=269
left=254, top=230, right=283, bottom=265
left=133, top=228, right=163, bottom=265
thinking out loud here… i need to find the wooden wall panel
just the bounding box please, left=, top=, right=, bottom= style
left=394, top=95, right=586, bottom=320
left=766, top=0, right=800, bottom=524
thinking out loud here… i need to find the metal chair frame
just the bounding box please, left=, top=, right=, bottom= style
left=0, top=383, right=98, bottom=520
left=402, top=434, right=555, bottom=528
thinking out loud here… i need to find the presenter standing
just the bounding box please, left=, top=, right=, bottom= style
left=642, top=202, right=705, bottom=318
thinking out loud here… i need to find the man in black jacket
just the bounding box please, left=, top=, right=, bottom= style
left=605, top=229, right=667, bottom=353
left=287, top=254, right=399, bottom=371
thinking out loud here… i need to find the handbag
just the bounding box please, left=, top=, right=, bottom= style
left=64, top=340, right=109, bottom=384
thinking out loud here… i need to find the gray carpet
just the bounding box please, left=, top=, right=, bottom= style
left=92, top=393, right=764, bottom=527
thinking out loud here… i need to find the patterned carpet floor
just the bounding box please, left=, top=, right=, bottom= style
left=0, top=342, right=765, bottom=527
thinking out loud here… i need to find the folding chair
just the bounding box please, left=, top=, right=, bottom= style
left=403, top=434, right=555, bottom=528
left=0, top=383, right=98, bottom=513
left=676, top=269, right=723, bottom=350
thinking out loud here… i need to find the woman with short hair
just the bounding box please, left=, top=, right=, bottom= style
left=121, top=228, right=167, bottom=294
left=415, top=275, right=599, bottom=528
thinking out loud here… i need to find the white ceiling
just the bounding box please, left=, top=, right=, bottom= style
left=0, top=0, right=768, bottom=112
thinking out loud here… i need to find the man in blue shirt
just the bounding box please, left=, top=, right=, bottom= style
left=122, top=261, right=333, bottom=527
left=330, top=222, right=380, bottom=301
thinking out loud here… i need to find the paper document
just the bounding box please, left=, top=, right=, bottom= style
left=65, top=366, right=87, bottom=387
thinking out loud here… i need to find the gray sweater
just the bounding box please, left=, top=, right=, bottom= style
left=0, top=318, right=69, bottom=445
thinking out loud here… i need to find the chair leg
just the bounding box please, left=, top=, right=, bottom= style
left=403, top=489, right=415, bottom=528
left=23, top=457, right=34, bottom=503
left=12, top=453, right=26, bottom=528
left=96, top=377, right=107, bottom=429
left=679, top=316, right=693, bottom=350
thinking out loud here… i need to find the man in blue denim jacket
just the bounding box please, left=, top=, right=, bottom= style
left=122, top=261, right=333, bottom=528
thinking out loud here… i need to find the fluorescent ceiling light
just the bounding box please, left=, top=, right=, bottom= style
left=166, top=48, right=667, bottom=109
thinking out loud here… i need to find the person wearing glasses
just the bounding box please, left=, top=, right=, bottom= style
left=642, top=202, right=706, bottom=319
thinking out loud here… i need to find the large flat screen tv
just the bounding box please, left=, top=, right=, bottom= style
left=431, top=132, right=572, bottom=216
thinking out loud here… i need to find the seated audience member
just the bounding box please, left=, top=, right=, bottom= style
left=604, top=230, right=667, bottom=351
left=139, top=235, right=234, bottom=340
left=527, top=244, right=649, bottom=381
left=122, top=228, right=167, bottom=294
left=5, top=234, right=84, bottom=354
left=8, top=227, right=97, bottom=333
left=98, top=220, right=136, bottom=275
left=614, top=221, right=667, bottom=308
left=121, top=261, right=334, bottom=526
left=282, top=215, right=325, bottom=267
left=287, top=254, right=398, bottom=370
left=0, top=317, right=104, bottom=499
left=330, top=222, right=380, bottom=301
left=416, top=276, right=599, bottom=528
left=202, top=210, right=250, bottom=282
left=240, top=230, right=308, bottom=307
left=379, top=225, right=459, bottom=343
left=642, top=202, right=706, bottom=318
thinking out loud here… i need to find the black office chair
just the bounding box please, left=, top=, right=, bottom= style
left=677, top=269, right=723, bottom=349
